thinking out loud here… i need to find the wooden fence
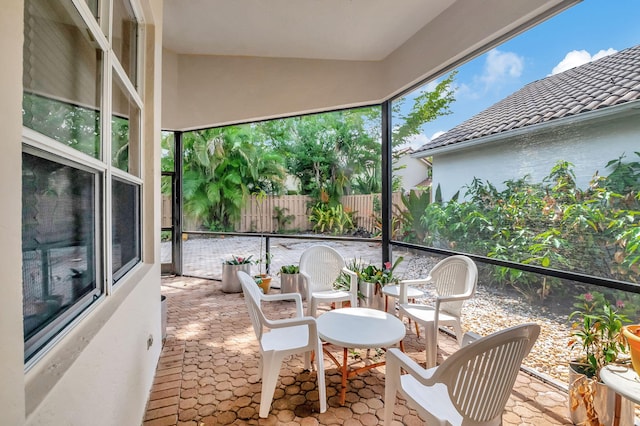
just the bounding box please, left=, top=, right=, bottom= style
left=161, top=192, right=405, bottom=233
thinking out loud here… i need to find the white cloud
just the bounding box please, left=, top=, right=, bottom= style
left=480, top=49, right=524, bottom=86
left=404, top=133, right=430, bottom=150
left=430, top=130, right=446, bottom=140
left=550, top=48, right=617, bottom=75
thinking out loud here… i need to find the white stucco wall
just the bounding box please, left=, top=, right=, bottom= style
left=0, top=1, right=163, bottom=424
left=0, top=1, right=28, bottom=424
left=162, top=53, right=384, bottom=130
left=25, top=266, right=162, bottom=426
left=394, top=154, right=429, bottom=191
left=431, top=111, right=640, bottom=201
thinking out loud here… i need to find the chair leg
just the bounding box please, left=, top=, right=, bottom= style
left=406, top=299, right=420, bottom=337
left=259, top=352, right=283, bottom=418
left=452, top=321, right=463, bottom=347
left=384, top=353, right=400, bottom=426
left=425, top=323, right=437, bottom=369
left=315, top=342, right=327, bottom=413
left=304, top=351, right=311, bottom=371
left=308, top=298, right=317, bottom=317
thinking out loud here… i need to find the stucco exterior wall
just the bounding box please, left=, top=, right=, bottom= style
left=0, top=1, right=28, bottom=424
left=25, top=266, right=162, bottom=425
left=162, top=53, right=383, bottom=130
left=431, top=111, right=640, bottom=201
left=394, top=155, right=429, bottom=191
left=1, top=1, right=163, bottom=424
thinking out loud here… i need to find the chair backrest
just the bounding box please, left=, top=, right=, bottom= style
left=299, top=245, right=346, bottom=293
left=432, top=323, right=540, bottom=424
left=238, top=271, right=266, bottom=340
left=431, top=255, right=477, bottom=317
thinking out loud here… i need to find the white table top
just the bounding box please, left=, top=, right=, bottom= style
left=316, top=307, right=406, bottom=348
left=600, top=364, right=640, bottom=405
left=381, top=285, right=424, bottom=298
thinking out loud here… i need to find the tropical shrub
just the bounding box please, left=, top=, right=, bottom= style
left=309, top=203, right=355, bottom=234
left=272, top=206, right=295, bottom=233
left=415, top=154, right=640, bottom=301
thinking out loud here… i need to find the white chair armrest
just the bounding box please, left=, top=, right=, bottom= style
left=399, top=277, right=431, bottom=286
left=386, top=348, right=436, bottom=385
left=462, top=331, right=482, bottom=347
left=342, top=267, right=358, bottom=304
left=262, top=292, right=303, bottom=316
left=437, top=292, right=474, bottom=303
left=264, top=315, right=316, bottom=331
left=397, top=278, right=429, bottom=303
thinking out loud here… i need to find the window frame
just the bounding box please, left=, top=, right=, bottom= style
left=21, top=142, right=105, bottom=362
left=21, top=0, right=145, bottom=364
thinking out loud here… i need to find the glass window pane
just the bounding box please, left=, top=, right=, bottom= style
left=22, top=152, right=101, bottom=360
left=112, top=178, right=140, bottom=282
left=112, top=0, right=138, bottom=85
left=84, top=0, right=99, bottom=21
left=23, top=0, right=102, bottom=159
left=112, top=73, right=140, bottom=175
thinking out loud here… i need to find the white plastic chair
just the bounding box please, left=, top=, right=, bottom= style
left=384, top=323, right=540, bottom=426
left=237, top=271, right=327, bottom=418
left=382, top=279, right=426, bottom=336
left=398, top=255, right=478, bottom=368
left=299, top=245, right=358, bottom=317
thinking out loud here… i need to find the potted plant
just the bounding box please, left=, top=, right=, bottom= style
left=278, top=264, right=301, bottom=296
left=567, top=291, right=633, bottom=425
left=221, top=255, right=253, bottom=293
left=622, top=324, right=640, bottom=375
left=357, top=257, right=403, bottom=310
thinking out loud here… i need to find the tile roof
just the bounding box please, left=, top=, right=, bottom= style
left=415, top=44, right=640, bottom=154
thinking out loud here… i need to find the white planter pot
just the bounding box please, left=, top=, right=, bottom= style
left=280, top=273, right=302, bottom=296
left=358, top=281, right=384, bottom=310
left=569, top=363, right=634, bottom=426
left=221, top=263, right=251, bottom=293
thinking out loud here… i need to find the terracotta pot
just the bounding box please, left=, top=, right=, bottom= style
left=255, top=274, right=271, bottom=294
left=622, top=325, right=640, bottom=376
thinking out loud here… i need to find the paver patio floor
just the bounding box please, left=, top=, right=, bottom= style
left=143, top=276, right=572, bottom=425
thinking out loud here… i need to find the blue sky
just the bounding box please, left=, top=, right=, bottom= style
left=400, top=0, right=640, bottom=149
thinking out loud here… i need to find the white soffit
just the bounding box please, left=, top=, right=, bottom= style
left=162, top=0, right=455, bottom=61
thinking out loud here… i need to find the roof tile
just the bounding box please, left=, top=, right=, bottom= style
left=415, top=44, right=640, bottom=154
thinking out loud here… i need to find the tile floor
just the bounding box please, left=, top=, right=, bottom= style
left=143, top=276, right=572, bottom=425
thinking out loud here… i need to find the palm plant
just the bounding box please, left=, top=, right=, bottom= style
left=181, top=126, right=285, bottom=231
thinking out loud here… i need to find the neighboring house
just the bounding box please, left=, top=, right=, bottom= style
left=394, top=147, right=432, bottom=191
left=413, top=45, right=640, bottom=201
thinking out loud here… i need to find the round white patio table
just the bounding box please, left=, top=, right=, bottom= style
left=600, top=364, right=640, bottom=405
left=316, top=307, right=406, bottom=405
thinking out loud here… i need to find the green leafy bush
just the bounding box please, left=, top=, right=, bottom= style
left=414, top=154, right=640, bottom=301
left=309, top=203, right=355, bottom=235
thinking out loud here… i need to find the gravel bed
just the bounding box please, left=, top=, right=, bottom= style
left=402, top=255, right=577, bottom=387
